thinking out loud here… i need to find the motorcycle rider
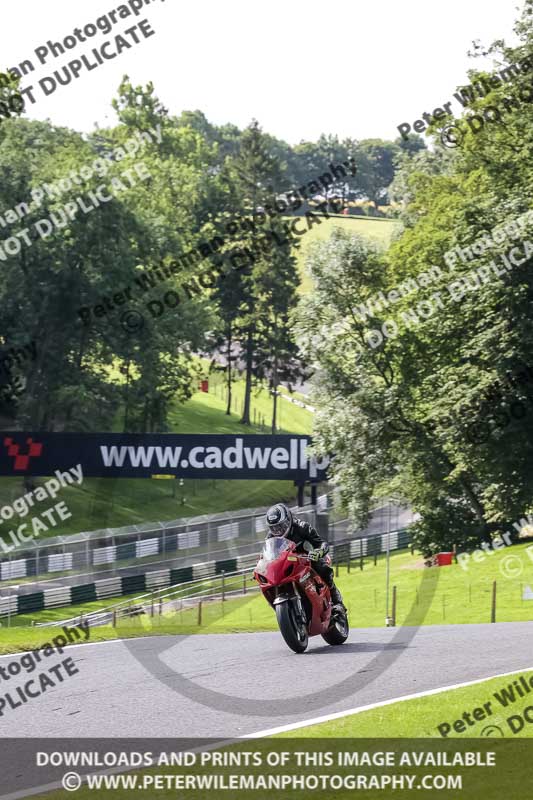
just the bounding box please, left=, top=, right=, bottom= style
left=265, top=503, right=345, bottom=611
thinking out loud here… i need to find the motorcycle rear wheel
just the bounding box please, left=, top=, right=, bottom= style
left=321, top=613, right=349, bottom=646
left=275, top=602, right=308, bottom=653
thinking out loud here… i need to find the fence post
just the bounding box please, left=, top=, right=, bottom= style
left=221, top=571, right=225, bottom=602
left=197, top=600, right=202, bottom=626
left=374, top=551, right=377, bottom=566
left=360, top=553, right=363, bottom=571
left=335, top=561, right=339, bottom=578
left=112, top=611, right=117, bottom=628
left=391, top=585, right=397, bottom=627
left=347, top=552, right=351, bottom=573
left=243, top=572, right=247, bottom=595
left=151, top=593, right=154, bottom=617
left=491, top=580, right=497, bottom=623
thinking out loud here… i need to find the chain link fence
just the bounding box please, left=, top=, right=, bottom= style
left=0, top=495, right=415, bottom=595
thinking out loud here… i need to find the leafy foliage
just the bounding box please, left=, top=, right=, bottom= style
left=297, top=3, right=533, bottom=555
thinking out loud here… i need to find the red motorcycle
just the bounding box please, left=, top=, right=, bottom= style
left=253, top=537, right=349, bottom=653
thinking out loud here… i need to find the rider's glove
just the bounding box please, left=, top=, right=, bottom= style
left=308, top=547, right=325, bottom=562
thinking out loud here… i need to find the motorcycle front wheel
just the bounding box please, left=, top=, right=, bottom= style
left=275, top=602, right=308, bottom=653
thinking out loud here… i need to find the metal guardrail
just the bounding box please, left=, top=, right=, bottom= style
left=35, top=528, right=411, bottom=629
left=35, top=561, right=260, bottom=629
left=0, top=499, right=333, bottom=588
left=1, top=497, right=414, bottom=595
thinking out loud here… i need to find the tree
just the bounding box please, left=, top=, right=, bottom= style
left=0, top=76, right=225, bottom=437
left=224, top=120, right=284, bottom=425
left=0, top=117, right=150, bottom=432
left=388, top=146, right=455, bottom=210
left=209, top=259, right=248, bottom=416
left=296, top=1, right=533, bottom=555
left=356, top=139, right=400, bottom=210
left=251, top=225, right=303, bottom=432
left=111, top=75, right=168, bottom=131
left=107, top=80, right=219, bottom=431
left=288, top=136, right=358, bottom=203
left=395, top=134, right=426, bottom=156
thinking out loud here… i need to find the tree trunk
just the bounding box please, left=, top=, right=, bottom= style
left=123, top=359, right=131, bottom=431
left=225, top=325, right=232, bottom=416
left=271, top=330, right=279, bottom=434
left=240, top=329, right=253, bottom=425
left=271, top=387, right=278, bottom=434
left=141, top=399, right=149, bottom=433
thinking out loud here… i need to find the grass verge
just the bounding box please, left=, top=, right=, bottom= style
left=280, top=669, right=533, bottom=738
left=3, top=538, right=533, bottom=649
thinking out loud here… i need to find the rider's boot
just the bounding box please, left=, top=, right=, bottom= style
left=330, top=584, right=347, bottom=614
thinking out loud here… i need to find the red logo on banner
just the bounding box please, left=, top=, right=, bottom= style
left=3, top=437, right=43, bottom=471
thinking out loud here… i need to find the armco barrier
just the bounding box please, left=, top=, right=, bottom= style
left=0, top=500, right=332, bottom=586
left=0, top=498, right=414, bottom=593
left=0, top=528, right=411, bottom=619
left=332, top=530, right=410, bottom=562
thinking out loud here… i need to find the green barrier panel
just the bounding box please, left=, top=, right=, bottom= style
left=215, top=558, right=237, bottom=574
left=17, top=592, right=45, bottom=614
left=71, top=583, right=98, bottom=605
left=121, top=574, right=146, bottom=595
left=170, top=566, right=193, bottom=584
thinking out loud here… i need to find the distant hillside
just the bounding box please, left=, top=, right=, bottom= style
left=293, top=215, right=399, bottom=293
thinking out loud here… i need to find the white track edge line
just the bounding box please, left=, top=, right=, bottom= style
left=0, top=635, right=157, bottom=659
left=243, top=666, right=533, bottom=738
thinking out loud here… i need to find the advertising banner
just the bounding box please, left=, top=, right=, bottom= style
left=0, top=433, right=330, bottom=480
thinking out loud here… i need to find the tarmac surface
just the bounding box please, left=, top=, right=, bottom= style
left=2, top=621, right=532, bottom=738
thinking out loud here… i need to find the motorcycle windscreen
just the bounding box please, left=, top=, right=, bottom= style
left=262, top=537, right=291, bottom=562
